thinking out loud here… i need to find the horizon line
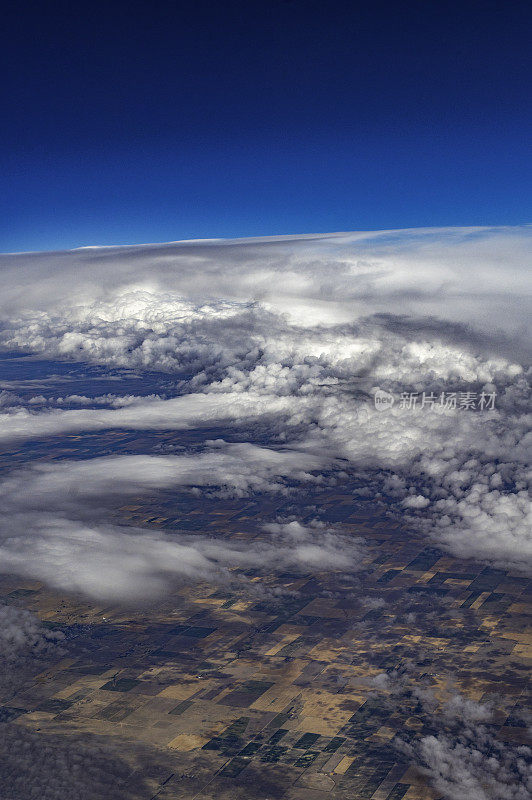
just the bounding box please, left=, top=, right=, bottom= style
left=2, top=222, right=531, bottom=257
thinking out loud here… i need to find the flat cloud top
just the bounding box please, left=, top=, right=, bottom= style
left=1, top=225, right=530, bottom=338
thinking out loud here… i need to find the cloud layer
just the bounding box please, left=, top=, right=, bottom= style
left=0, top=226, right=529, bottom=598
left=0, top=444, right=363, bottom=600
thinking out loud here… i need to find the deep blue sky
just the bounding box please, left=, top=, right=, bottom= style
left=2, top=0, right=531, bottom=251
